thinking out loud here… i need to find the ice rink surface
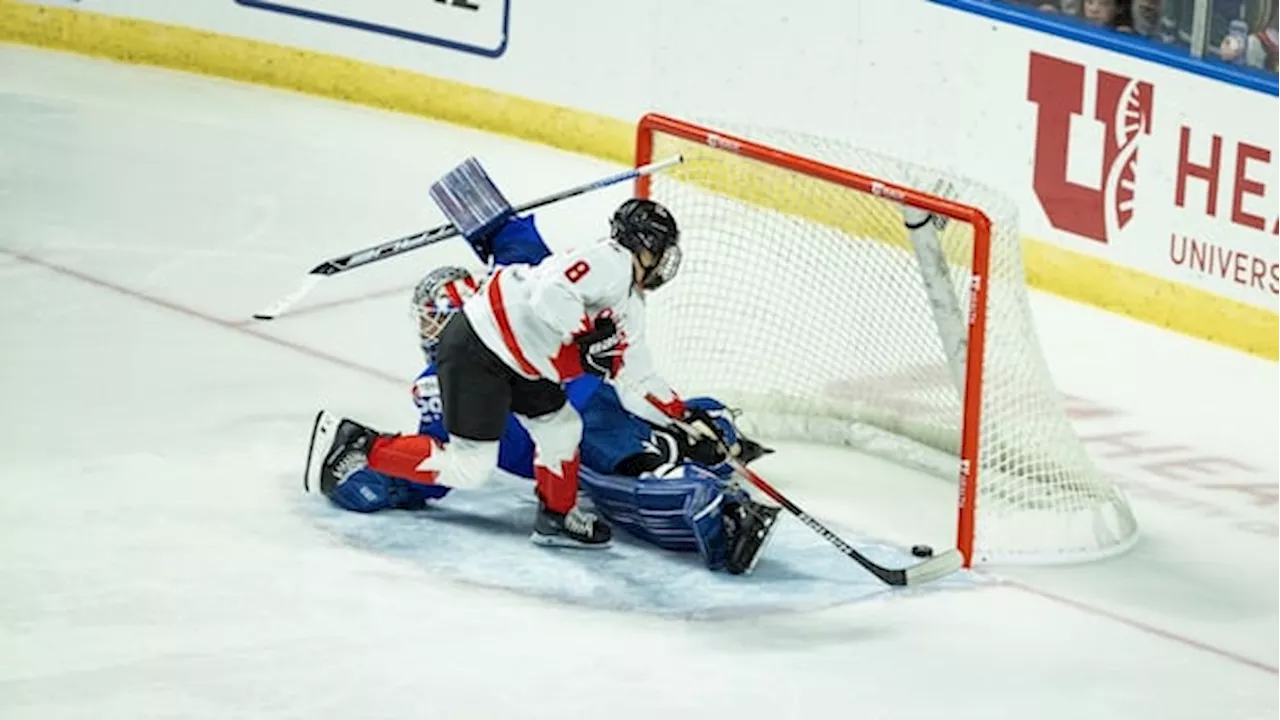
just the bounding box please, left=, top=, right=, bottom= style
left=1, top=45, right=1275, bottom=719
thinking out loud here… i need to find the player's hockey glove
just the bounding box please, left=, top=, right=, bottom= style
left=575, top=316, right=626, bottom=379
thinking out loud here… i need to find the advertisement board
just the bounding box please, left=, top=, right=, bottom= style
left=1025, top=48, right=1277, bottom=308
left=233, top=0, right=509, bottom=57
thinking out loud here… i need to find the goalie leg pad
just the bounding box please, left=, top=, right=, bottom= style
left=580, top=466, right=698, bottom=552
left=685, top=481, right=730, bottom=571
left=304, top=412, right=449, bottom=512
left=328, top=467, right=445, bottom=513
left=579, top=464, right=745, bottom=571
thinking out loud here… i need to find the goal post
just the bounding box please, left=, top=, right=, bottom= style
left=632, top=113, right=1138, bottom=567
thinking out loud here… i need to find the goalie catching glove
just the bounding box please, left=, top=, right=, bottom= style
left=671, top=398, right=772, bottom=473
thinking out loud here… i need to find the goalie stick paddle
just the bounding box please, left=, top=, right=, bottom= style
left=665, top=412, right=963, bottom=586
left=252, top=155, right=685, bottom=321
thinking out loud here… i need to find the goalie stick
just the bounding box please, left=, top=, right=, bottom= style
left=253, top=155, right=685, bottom=321
left=665, top=412, right=963, bottom=586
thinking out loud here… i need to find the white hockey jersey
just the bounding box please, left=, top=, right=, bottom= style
left=462, top=239, right=682, bottom=425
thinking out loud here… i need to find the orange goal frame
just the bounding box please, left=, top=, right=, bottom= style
left=633, top=113, right=995, bottom=567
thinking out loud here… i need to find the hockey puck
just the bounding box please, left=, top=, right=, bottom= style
left=911, top=544, right=934, bottom=558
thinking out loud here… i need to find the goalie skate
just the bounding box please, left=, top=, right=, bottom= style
left=723, top=499, right=781, bottom=575
left=303, top=410, right=377, bottom=494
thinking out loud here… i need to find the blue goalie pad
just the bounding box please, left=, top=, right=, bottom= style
left=328, top=467, right=450, bottom=513
left=579, top=464, right=747, bottom=571
left=429, top=157, right=513, bottom=253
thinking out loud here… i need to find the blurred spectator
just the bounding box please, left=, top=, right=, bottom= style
left=1218, top=9, right=1278, bottom=70
left=1130, top=0, right=1163, bottom=36
left=998, top=0, right=1277, bottom=74
left=1083, top=0, right=1121, bottom=26
left=1009, top=0, right=1072, bottom=13
left=1011, top=0, right=1119, bottom=24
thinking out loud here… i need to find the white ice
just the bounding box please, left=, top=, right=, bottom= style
left=0, top=45, right=1275, bottom=720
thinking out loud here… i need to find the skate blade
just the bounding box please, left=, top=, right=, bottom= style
left=303, top=409, right=339, bottom=493
left=529, top=532, right=613, bottom=550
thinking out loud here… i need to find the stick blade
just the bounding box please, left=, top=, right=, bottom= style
left=252, top=275, right=322, bottom=321
left=903, top=548, right=964, bottom=586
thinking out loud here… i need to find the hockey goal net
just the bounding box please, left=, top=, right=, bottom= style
left=634, top=113, right=1137, bottom=566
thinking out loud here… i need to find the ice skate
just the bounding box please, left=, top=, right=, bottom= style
left=303, top=410, right=379, bottom=495
left=530, top=502, right=613, bottom=548
left=723, top=499, right=781, bottom=575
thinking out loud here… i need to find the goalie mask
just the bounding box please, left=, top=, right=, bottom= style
left=611, top=198, right=681, bottom=290
left=412, top=266, right=479, bottom=360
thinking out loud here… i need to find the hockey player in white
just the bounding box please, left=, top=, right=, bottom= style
left=431, top=198, right=687, bottom=548
left=305, top=203, right=780, bottom=572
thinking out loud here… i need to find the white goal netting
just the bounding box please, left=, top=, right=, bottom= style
left=638, top=115, right=1138, bottom=565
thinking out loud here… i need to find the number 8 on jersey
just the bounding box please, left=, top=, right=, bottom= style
left=564, top=260, right=591, bottom=283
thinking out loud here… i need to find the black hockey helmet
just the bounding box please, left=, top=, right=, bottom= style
left=611, top=198, right=681, bottom=290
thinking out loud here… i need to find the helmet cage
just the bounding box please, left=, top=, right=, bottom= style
left=641, top=243, right=682, bottom=290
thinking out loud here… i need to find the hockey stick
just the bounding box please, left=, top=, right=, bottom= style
left=722, top=455, right=963, bottom=586
left=253, top=154, right=685, bottom=321
left=666, top=412, right=963, bottom=586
